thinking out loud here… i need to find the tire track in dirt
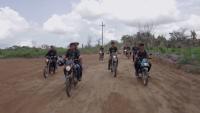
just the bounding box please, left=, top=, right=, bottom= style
left=0, top=55, right=199, bottom=113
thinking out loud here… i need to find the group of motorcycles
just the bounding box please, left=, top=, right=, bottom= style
left=42, top=49, right=151, bottom=97
left=99, top=49, right=151, bottom=86
left=43, top=56, right=81, bottom=97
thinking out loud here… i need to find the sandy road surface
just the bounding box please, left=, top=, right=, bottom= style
left=0, top=55, right=200, bottom=113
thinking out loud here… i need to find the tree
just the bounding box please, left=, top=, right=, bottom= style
left=86, top=36, right=92, bottom=48
left=191, top=30, right=197, bottom=40
left=169, top=28, right=189, bottom=48
left=121, top=35, right=134, bottom=47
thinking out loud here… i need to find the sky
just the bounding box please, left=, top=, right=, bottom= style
left=0, top=0, right=200, bottom=48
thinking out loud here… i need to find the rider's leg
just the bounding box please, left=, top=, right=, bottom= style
left=148, top=62, right=152, bottom=72
left=79, top=63, right=83, bottom=80
left=108, top=57, right=111, bottom=70
left=53, top=60, right=57, bottom=73
left=134, top=60, right=139, bottom=76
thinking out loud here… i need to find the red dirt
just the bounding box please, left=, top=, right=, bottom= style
left=0, top=54, right=199, bottom=113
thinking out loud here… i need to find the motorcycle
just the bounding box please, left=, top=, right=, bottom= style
left=123, top=49, right=127, bottom=55
left=136, top=58, right=151, bottom=86
left=64, top=59, right=80, bottom=97
left=110, top=53, right=118, bottom=77
left=99, top=51, right=104, bottom=61
left=57, top=56, right=65, bottom=66
left=126, top=50, right=131, bottom=59
left=43, top=56, right=57, bottom=79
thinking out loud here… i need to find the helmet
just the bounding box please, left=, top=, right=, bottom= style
left=69, top=42, right=79, bottom=46
left=74, top=42, right=79, bottom=46
left=50, top=45, right=54, bottom=49
left=139, top=43, right=144, bottom=47
left=111, top=41, right=115, bottom=45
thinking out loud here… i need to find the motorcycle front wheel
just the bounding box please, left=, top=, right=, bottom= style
left=142, top=71, right=149, bottom=86
left=113, top=63, right=117, bottom=77
left=43, top=66, right=49, bottom=79
left=65, top=78, right=72, bottom=97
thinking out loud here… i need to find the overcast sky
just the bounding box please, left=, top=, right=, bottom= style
left=0, top=0, right=200, bottom=48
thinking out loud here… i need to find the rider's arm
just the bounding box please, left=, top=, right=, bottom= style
left=45, top=51, right=50, bottom=57
left=65, top=50, right=69, bottom=60
left=135, top=51, right=139, bottom=60
left=116, top=47, right=119, bottom=54
left=108, top=48, right=111, bottom=54
left=145, top=51, right=149, bottom=59
left=55, top=50, right=57, bottom=56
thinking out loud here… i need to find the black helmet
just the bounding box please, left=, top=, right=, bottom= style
left=139, top=43, right=144, bottom=47
left=69, top=43, right=75, bottom=47
left=69, top=42, right=79, bottom=47
left=50, top=45, right=54, bottom=49
left=111, top=41, right=115, bottom=44
left=74, top=42, right=79, bottom=46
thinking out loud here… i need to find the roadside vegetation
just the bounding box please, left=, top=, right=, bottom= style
left=0, top=46, right=97, bottom=58
left=0, top=40, right=122, bottom=58
left=121, top=25, right=200, bottom=73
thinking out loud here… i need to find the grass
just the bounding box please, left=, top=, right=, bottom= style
left=3, top=45, right=199, bottom=65
left=0, top=46, right=101, bottom=58
left=148, top=47, right=200, bottom=65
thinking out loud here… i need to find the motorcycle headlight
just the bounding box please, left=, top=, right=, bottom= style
left=65, top=66, right=71, bottom=71
left=113, top=56, right=117, bottom=61
left=143, top=63, right=149, bottom=66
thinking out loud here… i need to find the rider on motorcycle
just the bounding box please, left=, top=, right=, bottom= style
left=45, top=46, right=57, bottom=72
left=45, top=45, right=57, bottom=57
left=126, top=46, right=131, bottom=55
left=108, top=41, right=118, bottom=70
left=65, top=42, right=82, bottom=81
left=126, top=46, right=131, bottom=51
left=123, top=45, right=128, bottom=54
left=99, top=46, right=104, bottom=53
left=99, top=46, right=104, bottom=56
left=134, top=43, right=151, bottom=76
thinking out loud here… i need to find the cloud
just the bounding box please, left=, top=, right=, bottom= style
left=74, top=0, right=180, bottom=26
left=0, top=7, right=29, bottom=39
left=182, top=15, right=200, bottom=31
left=43, top=13, right=81, bottom=34
left=17, top=40, right=35, bottom=47
left=155, top=14, right=200, bottom=37
left=43, top=0, right=181, bottom=43
left=2, top=0, right=200, bottom=48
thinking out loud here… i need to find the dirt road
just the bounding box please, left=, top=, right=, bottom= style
left=0, top=55, right=199, bottom=113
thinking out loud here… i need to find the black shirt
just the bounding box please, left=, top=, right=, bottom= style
left=137, top=50, right=148, bottom=59
left=132, top=47, right=139, bottom=53
left=65, top=49, right=80, bottom=60
left=109, top=47, right=118, bottom=54
left=46, top=49, right=57, bottom=57
left=100, top=48, right=104, bottom=52
left=126, top=46, right=131, bottom=50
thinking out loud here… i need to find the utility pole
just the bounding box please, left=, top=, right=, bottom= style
left=100, top=22, right=105, bottom=46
